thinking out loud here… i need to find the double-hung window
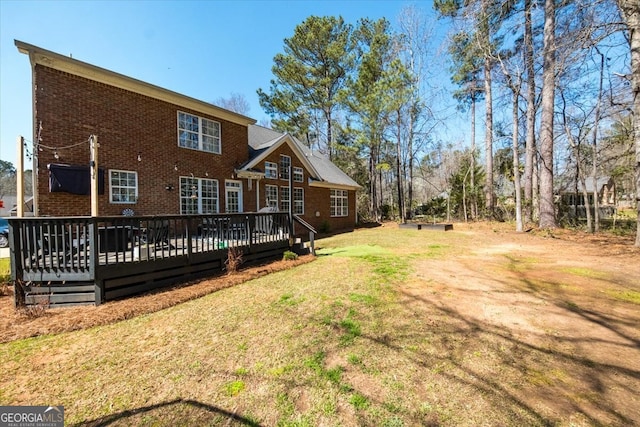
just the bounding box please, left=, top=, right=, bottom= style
left=293, top=167, right=304, bottom=183
left=180, top=176, right=219, bottom=214
left=293, top=188, right=304, bottom=215
left=280, top=155, right=291, bottom=180
left=109, top=170, right=137, bottom=204
left=265, top=162, right=277, bottom=179
left=331, top=189, right=348, bottom=217
left=280, top=186, right=290, bottom=212
left=265, top=185, right=278, bottom=209
left=178, top=111, right=221, bottom=154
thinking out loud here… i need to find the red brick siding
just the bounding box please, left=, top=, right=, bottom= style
left=33, top=65, right=248, bottom=216
left=258, top=144, right=356, bottom=234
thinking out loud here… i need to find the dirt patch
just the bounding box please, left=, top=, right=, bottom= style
left=402, top=222, right=640, bottom=425
left=0, top=255, right=314, bottom=343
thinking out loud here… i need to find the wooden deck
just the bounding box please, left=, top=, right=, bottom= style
left=9, top=213, right=294, bottom=307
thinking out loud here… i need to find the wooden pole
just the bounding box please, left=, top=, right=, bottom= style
left=16, top=136, right=24, bottom=217
left=90, top=135, right=99, bottom=217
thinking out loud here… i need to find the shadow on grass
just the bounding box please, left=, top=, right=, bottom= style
left=358, top=252, right=639, bottom=426
left=302, top=244, right=639, bottom=425
left=72, top=398, right=261, bottom=427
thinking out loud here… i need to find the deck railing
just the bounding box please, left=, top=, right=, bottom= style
left=9, top=212, right=292, bottom=306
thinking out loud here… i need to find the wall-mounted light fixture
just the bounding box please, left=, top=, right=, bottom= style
left=174, top=163, right=178, bottom=171
left=137, top=152, right=142, bottom=162
left=165, top=184, right=174, bottom=191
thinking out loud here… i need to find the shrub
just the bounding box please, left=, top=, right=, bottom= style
left=283, top=250, right=298, bottom=261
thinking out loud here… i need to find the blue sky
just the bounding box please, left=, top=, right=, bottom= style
left=0, top=0, right=456, bottom=168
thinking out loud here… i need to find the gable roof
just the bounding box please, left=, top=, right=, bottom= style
left=15, top=40, right=255, bottom=127
left=241, top=125, right=361, bottom=190
left=557, top=176, right=613, bottom=194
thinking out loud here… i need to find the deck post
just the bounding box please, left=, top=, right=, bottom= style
left=90, top=135, right=99, bottom=217
left=89, top=219, right=102, bottom=305
left=186, top=217, right=193, bottom=258
left=16, top=136, right=25, bottom=217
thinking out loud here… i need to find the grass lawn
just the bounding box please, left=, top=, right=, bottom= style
left=0, top=257, right=9, bottom=281
left=0, top=223, right=638, bottom=426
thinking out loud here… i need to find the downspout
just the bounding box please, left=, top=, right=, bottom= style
left=255, top=177, right=261, bottom=211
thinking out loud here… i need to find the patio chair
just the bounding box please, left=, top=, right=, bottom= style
left=145, top=221, right=175, bottom=250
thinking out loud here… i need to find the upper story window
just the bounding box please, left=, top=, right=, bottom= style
left=178, top=111, right=221, bottom=154
left=331, top=189, right=348, bottom=217
left=265, top=162, right=278, bottom=179
left=280, top=155, right=291, bottom=180
left=293, top=167, right=304, bottom=183
left=109, top=170, right=137, bottom=204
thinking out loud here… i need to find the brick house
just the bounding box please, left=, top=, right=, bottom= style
left=16, top=40, right=360, bottom=234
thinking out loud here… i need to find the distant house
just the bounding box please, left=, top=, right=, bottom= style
left=16, top=40, right=360, bottom=234
left=558, top=176, right=616, bottom=219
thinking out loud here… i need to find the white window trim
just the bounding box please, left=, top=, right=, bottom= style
left=265, top=184, right=278, bottom=209
left=225, top=180, right=243, bottom=213
left=294, top=187, right=304, bottom=215
left=177, top=111, right=221, bottom=154
left=280, top=155, right=291, bottom=181
left=109, top=169, right=138, bottom=204
left=265, top=161, right=278, bottom=179
left=280, top=186, right=290, bottom=212
left=331, top=189, right=348, bottom=217
left=180, top=176, right=219, bottom=214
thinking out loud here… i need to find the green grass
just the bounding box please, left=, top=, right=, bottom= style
left=562, top=266, right=609, bottom=280
left=1, top=225, right=638, bottom=426
left=224, top=380, right=246, bottom=396
left=604, top=289, right=640, bottom=304
left=0, top=258, right=10, bottom=283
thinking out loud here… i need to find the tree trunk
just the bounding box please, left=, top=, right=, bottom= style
left=484, top=56, right=494, bottom=217
left=616, top=0, right=640, bottom=246
left=539, top=0, right=557, bottom=229
left=369, top=147, right=378, bottom=222
left=579, top=167, right=594, bottom=232
left=326, top=107, right=333, bottom=161
left=396, top=110, right=405, bottom=223
left=512, top=85, right=523, bottom=232
left=576, top=163, right=595, bottom=233
left=524, top=0, right=536, bottom=224
left=592, top=49, right=605, bottom=233
left=471, top=91, right=477, bottom=220
left=408, top=107, right=415, bottom=221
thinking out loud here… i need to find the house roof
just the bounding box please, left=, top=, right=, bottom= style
left=241, top=125, right=361, bottom=190
left=15, top=40, right=256, bottom=127
left=557, top=176, right=613, bottom=193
